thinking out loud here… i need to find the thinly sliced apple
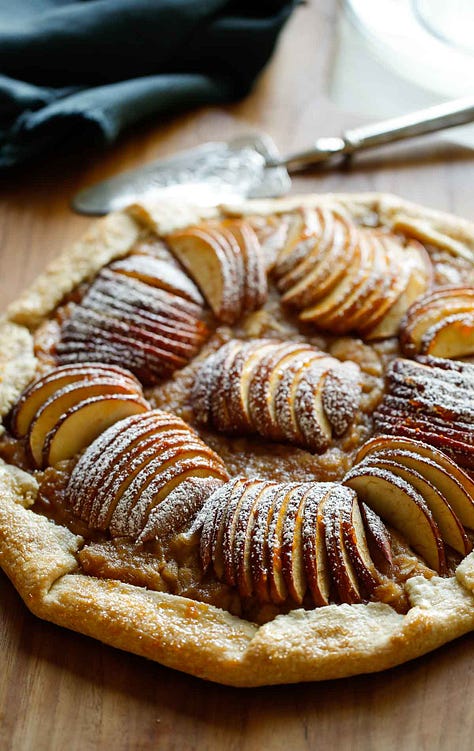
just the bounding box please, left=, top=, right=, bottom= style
left=234, top=480, right=271, bottom=599
left=321, top=360, right=361, bottom=437
left=91, top=271, right=206, bottom=325
left=226, top=340, right=278, bottom=432
left=221, top=479, right=263, bottom=586
left=223, top=220, right=267, bottom=309
left=273, top=350, right=328, bottom=445
left=90, top=429, right=197, bottom=530
left=272, top=208, right=322, bottom=280
left=360, top=502, right=393, bottom=573
left=298, top=237, right=365, bottom=324
left=210, top=340, right=245, bottom=433
left=110, top=440, right=227, bottom=538
left=340, top=495, right=381, bottom=595
left=421, top=312, right=474, bottom=358
left=276, top=208, right=336, bottom=292
left=248, top=342, right=315, bottom=441
left=249, top=482, right=280, bottom=602
left=166, top=225, right=240, bottom=323
left=209, top=477, right=248, bottom=580
left=140, top=476, right=224, bottom=542
left=364, top=241, right=432, bottom=340
left=110, top=255, right=204, bottom=304
left=321, top=485, right=363, bottom=604
left=294, top=359, right=334, bottom=452
left=285, top=217, right=358, bottom=310
left=43, top=394, right=149, bottom=468
left=360, top=456, right=471, bottom=555
left=399, top=287, right=474, bottom=356
left=310, top=232, right=376, bottom=330
left=68, top=410, right=181, bottom=522
left=355, top=435, right=474, bottom=529
left=198, top=479, right=243, bottom=574
left=301, top=482, right=335, bottom=606
left=98, top=268, right=205, bottom=319
left=27, top=378, right=143, bottom=468
left=343, top=465, right=446, bottom=573
left=191, top=342, right=236, bottom=427
left=280, top=484, right=313, bottom=603
left=266, top=483, right=303, bottom=603
left=11, top=363, right=139, bottom=438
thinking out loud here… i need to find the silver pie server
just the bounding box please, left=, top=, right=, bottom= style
left=72, top=96, right=474, bottom=216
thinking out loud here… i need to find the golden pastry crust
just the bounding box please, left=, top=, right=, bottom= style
left=1, top=192, right=474, bottom=687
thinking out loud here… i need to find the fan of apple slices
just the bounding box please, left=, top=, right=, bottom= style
left=399, top=286, right=474, bottom=358
left=193, top=435, right=474, bottom=609
left=192, top=338, right=361, bottom=452
left=56, top=254, right=209, bottom=385
left=272, top=207, right=433, bottom=339
left=374, top=356, right=474, bottom=473
left=10, top=363, right=149, bottom=468
left=193, top=477, right=391, bottom=607
left=66, top=408, right=229, bottom=539
left=166, top=219, right=267, bottom=324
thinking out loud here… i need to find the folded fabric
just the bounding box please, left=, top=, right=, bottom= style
left=0, top=0, right=296, bottom=170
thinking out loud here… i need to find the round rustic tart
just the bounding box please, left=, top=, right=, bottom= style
left=0, top=192, right=474, bottom=687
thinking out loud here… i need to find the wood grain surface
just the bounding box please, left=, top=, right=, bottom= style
left=1, top=2, right=474, bottom=749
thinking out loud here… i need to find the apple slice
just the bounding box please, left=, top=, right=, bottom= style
left=359, top=502, right=393, bottom=574
left=276, top=207, right=335, bottom=292
left=272, top=208, right=322, bottom=281
left=301, top=482, right=335, bottom=606
left=225, top=339, right=279, bottom=433
left=280, top=483, right=313, bottom=603
left=355, top=435, right=474, bottom=529
left=363, top=241, right=433, bottom=340
left=140, top=476, right=224, bottom=543
left=191, top=342, right=235, bottom=427
left=208, top=477, right=249, bottom=580
left=109, top=439, right=228, bottom=538
left=340, top=493, right=381, bottom=595
left=43, top=394, right=149, bottom=468
left=166, top=225, right=240, bottom=323
left=293, top=359, right=335, bottom=452
left=308, top=231, right=376, bottom=330
left=197, top=478, right=244, bottom=574
left=343, top=465, right=446, bottom=573
left=360, top=456, right=471, bottom=555
left=26, top=377, right=144, bottom=468
left=321, top=485, right=363, bottom=604
left=249, top=482, right=281, bottom=602
left=247, top=342, right=316, bottom=441
left=273, top=350, right=329, bottom=445
left=11, top=363, right=139, bottom=438
left=91, top=272, right=206, bottom=326
left=399, top=286, right=474, bottom=357
left=283, top=215, right=358, bottom=310
left=221, top=479, right=266, bottom=587
left=222, top=219, right=267, bottom=309
left=321, top=360, right=361, bottom=437
left=420, top=312, right=474, bottom=358
left=210, top=340, right=246, bottom=433
left=266, top=483, right=304, bottom=603
left=109, top=255, right=204, bottom=304
left=298, top=236, right=365, bottom=324
left=234, top=480, right=274, bottom=599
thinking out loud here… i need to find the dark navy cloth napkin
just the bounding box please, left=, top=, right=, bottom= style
left=0, top=0, right=296, bottom=169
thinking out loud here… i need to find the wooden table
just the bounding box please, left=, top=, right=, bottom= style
left=1, top=2, right=474, bottom=749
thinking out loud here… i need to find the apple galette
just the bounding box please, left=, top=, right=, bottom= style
left=1, top=192, right=474, bottom=686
